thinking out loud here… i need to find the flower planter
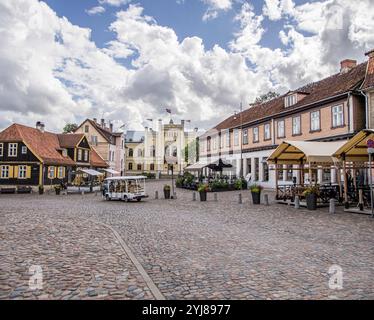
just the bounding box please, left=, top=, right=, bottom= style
left=306, top=193, right=317, bottom=210
left=199, top=191, right=207, bottom=202
left=164, top=189, right=171, bottom=199
left=251, top=191, right=261, bottom=205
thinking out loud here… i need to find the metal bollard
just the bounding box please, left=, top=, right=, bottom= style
left=264, top=194, right=269, bottom=206
left=358, top=189, right=364, bottom=211
left=192, top=192, right=196, bottom=201
left=329, top=198, right=336, bottom=214
left=214, top=193, right=218, bottom=201
left=81, top=191, right=85, bottom=196
left=155, top=191, right=159, bottom=200
left=294, top=196, right=300, bottom=209
left=238, top=193, right=242, bottom=204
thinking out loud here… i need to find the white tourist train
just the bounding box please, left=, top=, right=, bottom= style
left=103, top=176, right=148, bottom=202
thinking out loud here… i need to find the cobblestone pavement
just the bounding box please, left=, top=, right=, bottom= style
left=1, top=180, right=374, bottom=300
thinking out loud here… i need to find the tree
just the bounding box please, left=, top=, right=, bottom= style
left=63, top=123, right=78, bottom=133
left=252, top=91, right=280, bottom=105
left=184, top=138, right=199, bottom=164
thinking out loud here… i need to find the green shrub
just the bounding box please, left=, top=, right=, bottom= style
left=249, top=184, right=263, bottom=193
left=198, top=184, right=209, bottom=193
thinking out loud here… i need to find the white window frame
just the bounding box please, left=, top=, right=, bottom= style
left=310, top=111, right=320, bottom=131
left=0, top=143, right=3, bottom=156
left=234, top=130, right=239, bottom=146
left=77, top=149, right=82, bottom=161
left=332, top=105, right=344, bottom=128
left=292, top=116, right=301, bottom=135
left=226, top=131, right=230, bottom=147
left=264, top=124, right=271, bottom=140
left=84, top=150, right=89, bottom=162
left=21, top=146, right=27, bottom=154
left=253, top=127, right=259, bottom=142
left=243, top=129, right=248, bottom=145
left=277, top=120, right=285, bottom=138
left=18, top=165, right=27, bottom=179
left=1, top=165, right=9, bottom=178
left=285, top=94, right=297, bottom=107
left=8, top=143, right=17, bottom=157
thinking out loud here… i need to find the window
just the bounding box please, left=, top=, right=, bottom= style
left=286, top=165, right=293, bottom=181
left=172, top=146, right=177, bottom=157
left=58, top=167, right=65, bottom=179
left=8, top=143, right=17, bottom=157
left=264, top=123, right=271, bottom=140
left=137, top=149, right=143, bottom=157
left=84, top=150, right=89, bottom=162
left=262, top=158, right=269, bottom=182
left=226, top=132, right=230, bottom=147
left=62, top=149, right=67, bottom=157
left=1, top=165, right=9, bottom=178
left=150, top=146, right=156, bottom=157
left=292, top=116, right=301, bottom=135
left=91, top=136, right=98, bottom=146
left=77, top=149, right=82, bottom=161
left=254, top=158, right=259, bottom=181
left=277, top=165, right=284, bottom=180
left=48, top=166, right=55, bottom=179
left=285, top=94, right=297, bottom=107
left=243, top=129, right=248, bottom=145
left=128, top=163, right=133, bottom=170
left=233, top=130, right=239, bottom=146
left=129, top=148, right=133, bottom=157
left=84, top=125, right=89, bottom=133
left=310, top=111, right=320, bottom=132
left=18, top=165, right=27, bottom=179
left=253, top=127, right=259, bottom=142
left=137, top=164, right=142, bottom=171
left=150, top=164, right=155, bottom=171
left=21, top=146, right=27, bottom=154
left=220, top=133, right=224, bottom=148
left=332, top=105, right=344, bottom=127
left=213, top=136, right=217, bottom=150
left=0, top=143, right=3, bottom=156
left=207, top=137, right=211, bottom=152
left=277, top=120, right=285, bottom=138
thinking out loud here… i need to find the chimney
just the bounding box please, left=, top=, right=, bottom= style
left=194, top=127, right=198, bottom=132
left=93, top=118, right=97, bottom=124
left=158, top=119, right=162, bottom=131
left=109, top=122, right=113, bottom=132
left=340, top=59, right=357, bottom=73
left=181, top=120, right=185, bottom=127
left=36, top=121, right=45, bottom=133
left=101, top=118, right=105, bottom=128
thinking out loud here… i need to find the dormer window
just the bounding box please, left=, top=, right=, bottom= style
left=62, top=149, right=67, bottom=157
left=285, top=94, right=297, bottom=108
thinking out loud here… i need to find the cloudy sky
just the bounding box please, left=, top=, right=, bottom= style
left=0, top=0, right=374, bottom=133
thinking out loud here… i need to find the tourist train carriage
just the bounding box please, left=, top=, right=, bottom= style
left=103, top=176, right=148, bottom=202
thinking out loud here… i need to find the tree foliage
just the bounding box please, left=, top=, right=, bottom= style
left=253, top=91, right=280, bottom=105
left=63, top=123, right=78, bottom=133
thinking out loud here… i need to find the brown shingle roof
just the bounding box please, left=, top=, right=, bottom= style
left=90, top=148, right=109, bottom=168
left=213, top=62, right=367, bottom=132
left=57, top=133, right=85, bottom=148
left=0, top=124, right=75, bottom=165
left=362, top=55, right=374, bottom=90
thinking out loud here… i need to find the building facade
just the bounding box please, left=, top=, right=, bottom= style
left=124, top=120, right=199, bottom=176
left=0, top=122, right=108, bottom=190
left=75, top=119, right=125, bottom=175
left=200, top=55, right=371, bottom=188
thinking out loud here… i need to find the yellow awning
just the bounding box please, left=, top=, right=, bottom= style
left=333, top=130, right=374, bottom=162
left=267, top=140, right=347, bottom=165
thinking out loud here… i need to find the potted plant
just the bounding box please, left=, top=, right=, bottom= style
left=303, top=186, right=319, bottom=210
left=38, top=185, right=44, bottom=195
left=250, top=184, right=263, bottom=204
left=54, top=185, right=61, bottom=195
left=163, top=184, right=171, bottom=199
left=198, top=184, right=209, bottom=201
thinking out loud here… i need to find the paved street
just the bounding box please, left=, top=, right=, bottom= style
left=1, top=180, right=374, bottom=300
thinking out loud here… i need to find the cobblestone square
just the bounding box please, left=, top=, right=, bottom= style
left=1, top=181, right=374, bottom=300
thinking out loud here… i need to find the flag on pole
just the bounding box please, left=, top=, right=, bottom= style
left=166, top=108, right=172, bottom=114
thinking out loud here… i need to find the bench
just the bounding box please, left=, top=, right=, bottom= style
left=17, top=186, right=32, bottom=194
left=0, top=188, right=16, bottom=194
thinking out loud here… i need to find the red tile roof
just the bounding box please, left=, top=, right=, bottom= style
left=362, top=56, right=374, bottom=90
left=212, top=62, right=368, bottom=132
left=90, top=148, right=108, bottom=168
left=57, top=133, right=85, bottom=148
left=0, top=124, right=75, bottom=165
